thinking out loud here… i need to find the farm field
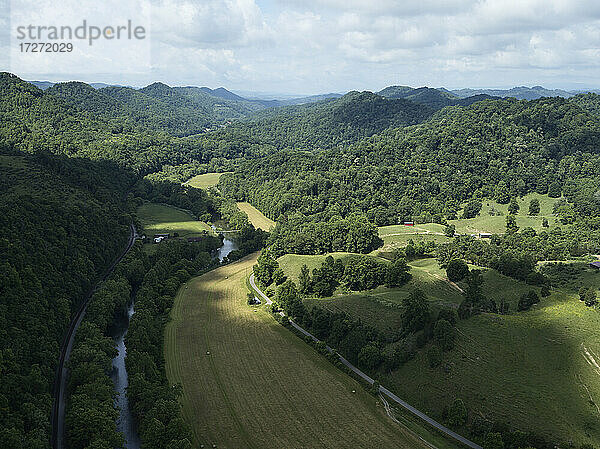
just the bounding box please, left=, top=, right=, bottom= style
left=300, top=254, right=600, bottom=446
left=379, top=194, right=565, bottom=241
left=381, top=290, right=600, bottom=447
left=450, top=193, right=563, bottom=235
left=163, top=254, right=442, bottom=449
left=137, top=202, right=214, bottom=238
left=186, top=172, right=230, bottom=189
left=236, top=202, right=276, bottom=231
left=378, top=223, right=450, bottom=251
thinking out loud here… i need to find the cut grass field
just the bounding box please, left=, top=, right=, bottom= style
left=164, top=254, right=443, bottom=449
left=137, top=203, right=214, bottom=238
left=186, top=172, right=230, bottom=189
left=450, top=193, right=563, bottom=235
left=236, top=202, right=275, bottom=231
left=378, top=194, right=565, bottom=247
left=378, top=224, right=451, bottom=251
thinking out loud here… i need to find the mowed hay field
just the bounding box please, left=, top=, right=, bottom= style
left=236, top=202, right=275, bottom=231
left=449, top=193, right=563, bottom=235
left=378, top=223, right=451, bottom=251
left=137, top=203, right=214, bottom=237
left=186, top=172, right=230, bottom=189
left=164, top=254, right=433, bottom=449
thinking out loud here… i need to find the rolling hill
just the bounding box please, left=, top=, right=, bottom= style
left=378, top=85, right=497, bottom=110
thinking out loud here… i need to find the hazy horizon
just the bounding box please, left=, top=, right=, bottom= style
left=2, top=0, right=600, bottom=95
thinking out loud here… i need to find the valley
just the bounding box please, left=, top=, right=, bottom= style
left=2, top=71, right=600, bottom=449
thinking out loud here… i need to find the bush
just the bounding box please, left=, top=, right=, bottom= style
left=446, top=259, right=470, bottom=282
left=446, top=398, right=467, bottom=427
left=427, top=345, right=442, bottom=368
left=434, top=319, right=456, bottom=351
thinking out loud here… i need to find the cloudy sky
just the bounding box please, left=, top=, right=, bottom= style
left=2, top=0, right=600, bottom=94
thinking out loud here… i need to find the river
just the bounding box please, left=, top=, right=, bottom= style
left=110, top=232, right=238, bottom=448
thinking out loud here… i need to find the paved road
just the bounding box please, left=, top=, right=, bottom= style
left=248, top=274, right=483, bottom=449
left=51, top=223, right=138, bottom=449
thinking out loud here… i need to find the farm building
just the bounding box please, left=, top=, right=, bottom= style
left=403, top=221, right=414, bottom=226
left=154, top=233, right=170, bottom=239
left=589, top=261, right=600, bottom=269
left=187, top=237, right=204, bottom=243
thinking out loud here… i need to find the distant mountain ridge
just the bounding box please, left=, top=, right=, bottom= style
left=449, top=86, right=576, bottom=100
left=377, top=85, right=497, bottom=110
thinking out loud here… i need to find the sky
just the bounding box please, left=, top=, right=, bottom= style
left=2, top=0, right=600, bottom=95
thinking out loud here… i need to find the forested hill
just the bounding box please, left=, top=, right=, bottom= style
left=0, top=73, right=247, bottom=174
left=46, top=80, right=265, bottom=137
left=219, top=96, right=600, bottom=229
left=570, top=92, right=600, bottom=117
left=211, top=91, right=436, bottom=151
left=378, top=85, right=497, bottom=110
left=0, top=150, right=133, bottom=447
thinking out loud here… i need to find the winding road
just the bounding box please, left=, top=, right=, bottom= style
left=249, top=273, right=483, bottom=449
left=51, top=223, right=138, bottom=449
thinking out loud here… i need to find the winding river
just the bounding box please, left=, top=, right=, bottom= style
left=109, top=232, right=238, bottom=448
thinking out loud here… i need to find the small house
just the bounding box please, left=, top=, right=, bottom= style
left=403, top=221, right=414, bottom=226
left=589, top=261, right=600, bottom=270
left=153, top=237, right=164, bottom=244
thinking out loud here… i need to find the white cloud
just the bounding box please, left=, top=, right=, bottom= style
left=3, top=0, right=600, bottom=92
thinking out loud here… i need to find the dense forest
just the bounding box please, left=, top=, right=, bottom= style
left=219, top=96, right=600, bottom=255
left=0, top=151, right=132, bottom=447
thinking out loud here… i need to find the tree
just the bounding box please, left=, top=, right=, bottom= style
left=446, top=398, right=467, bottom=427
left=446, top=259, right=470, bottom=282
left=358, top=343, right=382, bottom=370
left=505, top=215, right=518, bottom=234
left=483, top=432, right=504, bottom=449
left=579, top=287, right=588, bottom=301
left=542, top=217, right=549, bottom=227
left=434, top=319, right=456, bottom=351
left=253, top=251, right=279, bottom=286
left=427, top=345, right=442, bottom=368
left=462, top=199, right=482, bottom=219
left=540, top=284, right=550, bottom=297
left=585, top=288, right=597, bottom=307
left=385, top=258, right=411, bottom=287
left=444, top=224, right=456, bottom=237
left=528, top=198, right=540, bottom=215
left=508, top=197, right=520, bottom=215
left=495, top=181, right=511, bottom=204
left=401, top=288, right=430, bottom=334
left=548, top=181, right=562, bottom=198
left=272, top=267, right=286, bottom=285
left=298, top=264, right=311, bottom=294
left=518, top=290, right=540, bottom=311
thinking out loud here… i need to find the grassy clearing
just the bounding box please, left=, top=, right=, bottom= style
left=477, top=268, right=540, bottom=311
left=382, top=291, right=600, bottom=446
left=137, top=203, right=214, bottom=238
left=378, top=224, right=450, bottom=251
left=278, top=252, right=368, bottom=282
left=164, top=254, right=438, bottom=449
left=296, top=252, right=600, bottom=446
left=450, top=193, right=563, bottom=234
left=236, top=202, right=275, bottom=231
left=185, top=172, right=230, bottom=189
